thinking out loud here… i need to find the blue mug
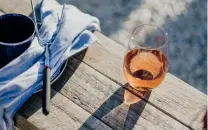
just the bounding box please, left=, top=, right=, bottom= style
left=0, top=13, right=35, bottom=68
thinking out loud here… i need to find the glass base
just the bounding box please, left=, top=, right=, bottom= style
left=124, top=84, right=151, bottom=105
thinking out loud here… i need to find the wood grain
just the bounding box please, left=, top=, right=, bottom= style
left=17, top=89, right=112, bottom=130
left=2, top=1, right=206, bottom=129
left=0, top=0, right=39, bottom=16
left=75, top=31, right=207, bottom=130
left=14, top=126, right=21, bottom=130
left=52, top=57, right=190, bottom=130
left=14, top=114, right=40, bottom=130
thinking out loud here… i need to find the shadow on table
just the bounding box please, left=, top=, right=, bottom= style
left=79, top=84, right=151, bottom=130
left=15, top=49, right=87, bottom=119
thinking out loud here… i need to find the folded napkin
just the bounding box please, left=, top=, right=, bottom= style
left=0, top=0, right=100, bottom=129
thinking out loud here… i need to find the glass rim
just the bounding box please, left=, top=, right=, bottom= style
left=128, top=24, right=168, bottom=50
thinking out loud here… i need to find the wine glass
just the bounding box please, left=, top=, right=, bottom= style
left=123, top=24, right=168, bottom=99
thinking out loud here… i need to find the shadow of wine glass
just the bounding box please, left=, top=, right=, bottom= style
left=78, top=84, right=151, bottom=130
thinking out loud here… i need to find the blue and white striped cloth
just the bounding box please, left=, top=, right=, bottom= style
left=0, top=0, right=100, bottom=129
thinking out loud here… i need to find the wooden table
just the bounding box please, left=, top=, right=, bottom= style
left=12, top=31, right=206, bottom=130
left=0, top=2, right=207, bottom=130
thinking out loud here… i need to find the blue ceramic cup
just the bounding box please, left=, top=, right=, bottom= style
left=0, top=14, right=35, bottom=68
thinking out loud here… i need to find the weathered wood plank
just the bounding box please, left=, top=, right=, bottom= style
left=14, top=126, right=21, bottom=130
left=14, top=114, right=40, bottom=130
left=52, top=57, right=190, bottom=130
left=0, top=0, right=202, bottom=129
left=17, top=89, right=112, bottom=130
left=75, top=31, right=207, bottom=130
left=0, top=0, right=39, bottom=16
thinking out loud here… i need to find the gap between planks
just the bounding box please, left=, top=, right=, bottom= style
left=16, top=88, right=113, bottom=130
left=73, top=53, right=193, bottom=130
left=74, top=31, right=207, bottom=130
left=14, top=31, right=205, bottom=130
left=51, top=57, right=191, bottom=130
left=0, top=1, right=202, bottom=129
left=16, top=56, right=191, bottom=130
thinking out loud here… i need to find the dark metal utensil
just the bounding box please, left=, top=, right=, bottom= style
left=30, top=0, right=65, bottom=115
left=30, top=0, right=51, bottom=115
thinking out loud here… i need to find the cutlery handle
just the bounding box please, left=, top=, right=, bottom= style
left=43, top=66, right=51, bottom=115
